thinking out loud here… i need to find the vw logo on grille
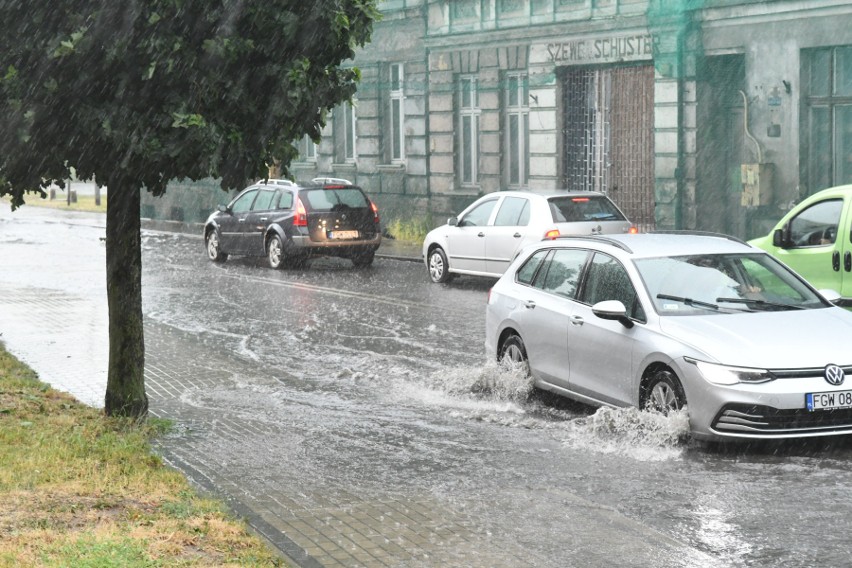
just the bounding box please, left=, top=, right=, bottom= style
left=824, top=364, right=846, bottom=386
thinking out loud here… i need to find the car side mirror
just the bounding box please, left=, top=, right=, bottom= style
left=592, top=300, right=634, bottom=328
left=772, top=224, right=791, bottom=248
left=818, top=289, right=842, bottom=303
left=448, top=217, right=458, bottom=227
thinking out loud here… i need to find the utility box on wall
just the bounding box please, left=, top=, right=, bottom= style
left=741, top=163, right=774, bottom=207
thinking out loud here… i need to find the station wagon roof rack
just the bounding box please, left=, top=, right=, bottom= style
left=650, top=230, right=750, bottom=246
left=257, top=178, right=295, bottom=186
left=552, top=234, right=634, bottom=254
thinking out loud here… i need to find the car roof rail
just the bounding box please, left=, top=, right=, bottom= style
left=649, top=230, right=750, bottom=246
left=551, top=234, right=634, bottom=253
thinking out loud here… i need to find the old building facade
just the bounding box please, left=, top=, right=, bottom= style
left=147, top=0, right=852, bottom=239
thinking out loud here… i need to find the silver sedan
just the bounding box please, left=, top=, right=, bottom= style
left=485, top=233, right=852, bottom=442
left=423, top=190, right=633, bottom=283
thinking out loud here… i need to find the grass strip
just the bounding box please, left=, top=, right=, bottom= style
left=0, top=344, right=284, bottom=567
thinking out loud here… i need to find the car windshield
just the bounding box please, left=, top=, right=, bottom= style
left=548, top=195, right=625, bottom=223
left=300, top=188, right=369, bottom=211
left=634, top=253, right=826, bottom=315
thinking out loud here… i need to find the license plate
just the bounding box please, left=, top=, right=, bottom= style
left=806, top=390, right=852, bottom=411
left=328, top=230, right=359, bottom=240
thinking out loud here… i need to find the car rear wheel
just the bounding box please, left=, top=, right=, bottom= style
left=642, top=369, right=686, bottom=414
left=428, top=247, right=453, bottom=283
left=498, top=334, right=529, bottom=375
left=351, top=250, right=375, bottom=268
left=206, top=230, right=227, bottom=262
left=267, top=234, right=285, bottom=269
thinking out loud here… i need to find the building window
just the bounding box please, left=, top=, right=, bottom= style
left=389, top=63, right=405, bottom=162
left=298, top=135, right=317, bottom=161
left=458, top=76, right=481, bottom=186
left=505, top=72, right=530, bottom=188
left=334, top=101, right=357, bottom=162
left=803, top=46, right=852, bottom=193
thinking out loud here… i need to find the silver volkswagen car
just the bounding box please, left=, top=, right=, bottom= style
left=423, top=190, right=634, bottom=283
left=485, top=232, right=852, bottom=441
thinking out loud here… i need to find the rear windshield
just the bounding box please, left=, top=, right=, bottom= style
left=300, top=188, right=369, bottom=211
left=549, top=195, right=625, bottom=223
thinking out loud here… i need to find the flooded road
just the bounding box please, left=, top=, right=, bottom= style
left=2, top=203, right=851, bottom=567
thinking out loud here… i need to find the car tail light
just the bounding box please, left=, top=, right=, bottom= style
left=370, top=200, right=380, bottom=224
left=571, top=197, right=590, bottom=202
left=293, top=198, right=308, bottom=227
left=544, top=229, right=560, bottom=240
left=628, top=226, right=638, bottom=234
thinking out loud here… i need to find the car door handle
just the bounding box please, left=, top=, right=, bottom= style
left=513, top=232, right=522, bottom=238
left=523, top=300, right=536, bottom=309
left=478, top=232, right=485, bottom=237
left=238, top=218, right=246, bottom=223
left=570, top=315, right=584, bottom=326
left=845, top=251, right=852, bottom=272
left=260, top=217, right=268, bottom=222
left=833, top=251, right=841, bottom=272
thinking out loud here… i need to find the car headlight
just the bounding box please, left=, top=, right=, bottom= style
left=687, top=359, right=775, bottom=385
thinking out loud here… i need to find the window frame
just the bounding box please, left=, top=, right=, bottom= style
left=458, top=75, right=481, bottom=187
left=389, top=63, right=406, bottom=163
left=504, top=71, right=530, bottom=189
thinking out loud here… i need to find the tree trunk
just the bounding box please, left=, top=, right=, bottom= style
left=104, top=175, right=148, bottom=418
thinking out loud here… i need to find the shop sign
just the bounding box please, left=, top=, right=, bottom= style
left=540, top=35, right=653, bottom=65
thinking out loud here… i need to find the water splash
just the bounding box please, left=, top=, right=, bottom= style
left=563, top=406, right=690, bottom=461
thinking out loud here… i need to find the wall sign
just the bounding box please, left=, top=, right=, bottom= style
left=539, top=35, right=654, bottom=65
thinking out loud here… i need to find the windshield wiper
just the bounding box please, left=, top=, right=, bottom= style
left=715, top=297, right=804, bottom=311
left=656, top=294, right=720, bottom=311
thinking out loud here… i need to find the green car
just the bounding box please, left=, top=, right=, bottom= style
left=749, top=184, right=852, bottom=308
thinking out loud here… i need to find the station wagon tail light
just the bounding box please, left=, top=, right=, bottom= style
left=294, top=198, right=308, bottom=227
left=544, top=229, right=560, bottom=240
left=687, top=358, right=774, bottom=385
left=370, top=200, right=380, bottom=224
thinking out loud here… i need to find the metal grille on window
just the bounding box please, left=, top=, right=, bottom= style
left=562, top=65, right=655, bottom=231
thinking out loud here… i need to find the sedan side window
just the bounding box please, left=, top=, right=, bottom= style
left=230, top=189, right=258, bottom=214
left=251, top=189, right=276, bottom=211
left=788, top=199, right=843, bottom=247
left=460, top=199, right=498, bottom=227
left=534, top=248, right=589, bottom=299
left=580, top=253, right=645, bottom=320
left=494, top=197, right=530, bottom=227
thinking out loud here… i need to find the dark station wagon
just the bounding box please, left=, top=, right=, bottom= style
left=203, top=179, right=381, bottom=269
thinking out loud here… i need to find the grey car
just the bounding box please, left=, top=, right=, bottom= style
left=423, top=190, right=633, bottom=283
left=204, top=180, right=381, bottom=269
left=485, top=232, right=852, bottom=441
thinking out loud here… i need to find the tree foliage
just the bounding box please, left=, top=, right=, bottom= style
left=0, top=0, right=379, bottom=417
left=1, top=1, right=379, bottom=201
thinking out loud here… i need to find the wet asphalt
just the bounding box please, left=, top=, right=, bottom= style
left=2, top=201, right=852, bottom=568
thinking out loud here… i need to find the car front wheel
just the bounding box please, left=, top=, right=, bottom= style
left=642, top=369, right=686, bottom=414
left=428, top=247, right=452, bottom=283
left=206, top=230, right=227, bottom=262
left=498, top=334, right=529, bottom=375
left=267, top=234, right=285, bottom=269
